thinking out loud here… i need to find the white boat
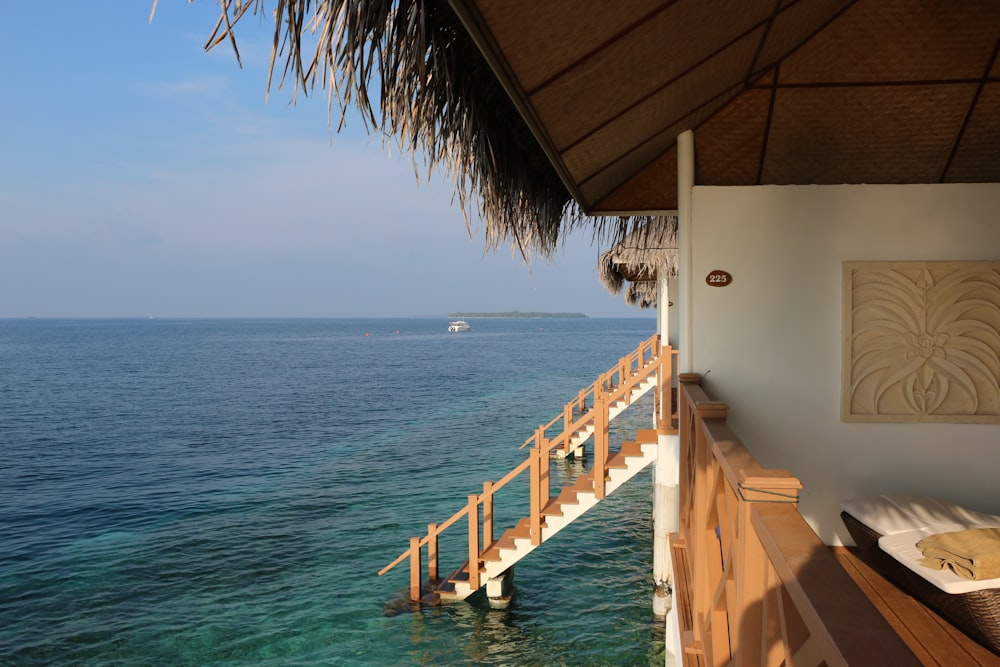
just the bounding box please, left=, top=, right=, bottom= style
left=447, top=320, right=471, bottom=332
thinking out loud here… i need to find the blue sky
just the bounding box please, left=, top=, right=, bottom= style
left=0, top=3, right=645, bottom=318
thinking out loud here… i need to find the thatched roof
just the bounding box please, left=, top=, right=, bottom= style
left=624, top=282, right=657, bottom=310
left=598, top=216, right=677, bottom=308
left=447, top=0, right=1000, bottom=211
left=190, top=1, right=1000, bottom=253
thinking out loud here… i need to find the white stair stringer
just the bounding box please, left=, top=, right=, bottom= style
left=437, top=435, right=659, bottom=602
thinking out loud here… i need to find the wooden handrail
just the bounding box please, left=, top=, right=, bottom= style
left=379, top=334, right=677, bottom=603
left=377, top=501, right=471, bottom=576
left=673, top=374, right=918, bottom=666
left=520, top=333, right=671, bottom=453
left=491, top=457, right=531, bottom=494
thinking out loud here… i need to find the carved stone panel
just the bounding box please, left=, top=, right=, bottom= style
left=843, top=261, right=1000, bottom=423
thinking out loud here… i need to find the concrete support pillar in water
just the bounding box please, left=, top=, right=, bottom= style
left=652, top=433, right=679, bottom=617
left=486, top=567, right=514, bottom=610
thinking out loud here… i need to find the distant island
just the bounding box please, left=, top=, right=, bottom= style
left=447, top=311, right=587, bottom=318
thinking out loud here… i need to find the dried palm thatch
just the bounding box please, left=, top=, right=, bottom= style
left=624, top=282, right=658, bottom=309
left=160, top=0, right=651, bottom=257
left=598, top=216, right=678, bottom=299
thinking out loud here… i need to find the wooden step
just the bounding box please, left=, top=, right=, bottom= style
left=446, top=565, right=470, bottom=585
left=496, top=519, right=532, bottom=547
left=636, top=428, right=665, bottom=443
left=541, top=487, right=585, bottom=517
left=619, top=439, right=643, bottom=456
left=541, top=499, right=565, bottom=518
left=481, top=540, right=504, bottom=562
left=509, top=517, right=532, bottom=539
left=606, top=451, right=632, bottom=470
left=556, top=486, right=583, bottom=504
left=483, top=519, right=534, bottom=556
left=449, top=563, right=485, bottom=585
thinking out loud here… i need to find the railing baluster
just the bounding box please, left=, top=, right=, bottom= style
left=594, top=396, right=607, bottom=500
left=482, top=482, right=493, bottom=549
left=530, top=445, right=542, bottom=546
left=409, top=536, right=421, bottom=602
left=538, top=428, right=550, bottom=507
left=563, top=403, right=573, bottom=456
left=467, top=494, right=480, bottom=590
left=427, top=523, right=439, bottom=583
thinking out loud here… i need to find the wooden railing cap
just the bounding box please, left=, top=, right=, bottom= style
left=695, top=401, right=727, bottom=415
left=739, top=469, right=803, bottom=503
left=738, top=469, right=802, bottom=487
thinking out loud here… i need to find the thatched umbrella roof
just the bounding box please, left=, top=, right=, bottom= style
left=598, top=217, right=678, bottom=307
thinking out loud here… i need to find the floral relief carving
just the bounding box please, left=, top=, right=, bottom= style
left=843, top=261, right=1000, bottom=423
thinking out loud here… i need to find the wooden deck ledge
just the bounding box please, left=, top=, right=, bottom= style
left=832, top=546, right=1000, bottom=666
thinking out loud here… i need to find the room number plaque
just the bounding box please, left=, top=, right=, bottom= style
left=706, top=270, right=732, bottom=287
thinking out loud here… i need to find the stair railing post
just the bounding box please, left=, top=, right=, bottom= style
left=538, top=427, right=550, bottom=504
left=409, top=536, right=422, bottom=602
left=530, top=444, right=542, bottom=546
left=427, top=523, right=439, bottom=583
left=467, top=494, right=480, bottom=590
left=594, top=395, right=608, bottom=500
left=482, top=482, right=493, bottom=549
left=563, top=402, right=573, bottom=456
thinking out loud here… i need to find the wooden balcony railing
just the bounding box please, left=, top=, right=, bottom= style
left=379, top=333, right=678, bottom=602
left=672, top=373, right=918, bottom=667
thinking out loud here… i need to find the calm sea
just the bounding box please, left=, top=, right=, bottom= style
left=0, top=317, right=664, bottom=666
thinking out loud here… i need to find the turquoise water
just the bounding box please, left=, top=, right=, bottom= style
left=0, top=318, right=663, bottom=665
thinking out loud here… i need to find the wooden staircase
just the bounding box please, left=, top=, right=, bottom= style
left=378, top=334, right=678, bottom=605
left=436, top=429, right=662, bottom=602
left=555, top=374, right=659, bottom=459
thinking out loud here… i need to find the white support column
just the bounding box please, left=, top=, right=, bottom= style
left=677, top=130, right=694, bottom=374
left=657, top=129, right=695, bottom=664
left=654, top=265, right=674, bottom=619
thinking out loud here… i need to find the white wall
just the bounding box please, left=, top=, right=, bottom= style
left=688, top=183, right=1000, bottom=544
